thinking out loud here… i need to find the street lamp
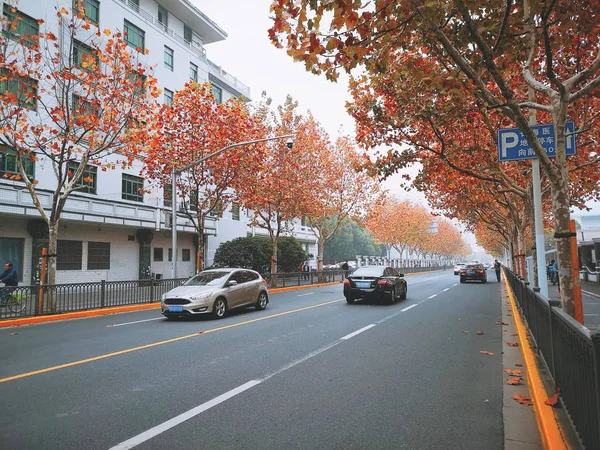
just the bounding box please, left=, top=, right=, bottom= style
left=170, top=134, right=295, bottom=278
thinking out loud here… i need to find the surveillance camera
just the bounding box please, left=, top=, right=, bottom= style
left=286, top=139, right=293, bottom=149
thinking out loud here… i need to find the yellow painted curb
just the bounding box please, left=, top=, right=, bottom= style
left=0, top=281, right=341, bottom=328
left=503, top=270, right=569, bottom=450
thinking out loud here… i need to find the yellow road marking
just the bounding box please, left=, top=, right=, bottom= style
left=0, top=298, right=344, bottom=384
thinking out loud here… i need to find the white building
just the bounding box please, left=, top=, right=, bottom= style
left=0, top=0, right=317, bottom=284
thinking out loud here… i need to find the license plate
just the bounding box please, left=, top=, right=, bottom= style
left=467, top=271, right=475, bottom=275
left=355, top=282, right=371, bottom=288
left=168, top=306, right=183, bottom=312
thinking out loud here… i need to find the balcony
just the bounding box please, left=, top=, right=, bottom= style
left=206, top=58, right=251, bottom=99
left=114, top=0, right=207, bottom=59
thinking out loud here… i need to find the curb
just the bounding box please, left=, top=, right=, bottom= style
left=503, top=270, right=569, bottom=450
left=0, top=281, right=342, bottom=328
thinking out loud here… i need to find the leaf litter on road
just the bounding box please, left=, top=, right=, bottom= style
left=496, top=321, right=508, bottom=326
left=507, top=378, right=522, bottom=386
left=507, top=342, right=519, bottom=347
left=480, top=351, right=494, bottom=356
left=477, top=330, right=484, bottom=335
left=506, top=369, right=523, bottom=377
left=513, top=394, right=533, bottom=406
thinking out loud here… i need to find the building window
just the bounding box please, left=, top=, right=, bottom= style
left=182, top=249, right=191, bottom=262
left=87, top=241, right=110, bottom=270
left=157, top=4, right=168, bottom=27
left=189, top=63, right=198, bottom=82
left=231, top=202, right=240, bottom=221
left=153, top=247, right=163, bottom=262
left=67, top=161, right=97, bottom=194
left=164, top=46, right=174, bottom=71
left=73, top=0, right=99, bottom=26
left=0, top=145, right=34, bottom=181
left=122, top=174, right=144, bottom=202
left=73, top=94, right=98, bottom=120
left=2, top=5, right=39, bottom=46
left=211, top=84, right=222, bottom=104
left=124, top=19, right=145, bottom=51
left=0, top=238, right=24, bottom=282
left=183, top=24, right=192, bottom=43
left=57, top=240, right=83, bottom=270
left=0, top=69, right=38, bottom=111
left=168, top=248, right=176, bottom=262
left=72, top=39, right=99, bottom=70
left=164, top=88, right=173, bottom=106
left=301, top=215, right=308, bottom=226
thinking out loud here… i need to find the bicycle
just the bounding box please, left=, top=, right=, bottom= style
left=0, top=290, right=27, bottom=314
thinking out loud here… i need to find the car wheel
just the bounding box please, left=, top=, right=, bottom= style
left=460, top=277, right=465, bottom=283
left=255, top=291, right=268, bottom=310
left=345, top=296, right=355, bottom=304
left=212, top=298, right=227, bottom=319
left=482, top=279, right=487, bottom=283
left=399, top=285, right=407, bottom=300
left=389, top=287, right=396, bottom=304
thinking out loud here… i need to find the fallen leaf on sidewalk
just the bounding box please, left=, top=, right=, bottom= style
left=515, top=363, right=523, bottom=367
left=506, top=369, right=523, bottom=377
left=480, top=351, right=494, bottom=356
left=511, top=333, right=518, bottom=336
left=461, top=330, right=469, bottom=334
left=507, top=341, right=519, bottom=347
left=513, top=394, right=533, bottom=406
left=477, top=330, right=484, bottom=335
left=496, top=321, right=508, bottom=326
left=507, top=378, right=522, bottom=385
left=10, top=332, right=18, bottom=336
left=545, top=393, right=560, bottom=407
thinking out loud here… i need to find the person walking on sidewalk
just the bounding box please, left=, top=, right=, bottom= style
left=493, top=260, right=502, bottom=282
left=0, top=262, right=18, bottom=306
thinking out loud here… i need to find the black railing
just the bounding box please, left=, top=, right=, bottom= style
left=505, top=268, right=600, bottom=450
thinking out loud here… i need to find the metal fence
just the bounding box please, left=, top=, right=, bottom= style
left=505, top=269, right=600, bottom=450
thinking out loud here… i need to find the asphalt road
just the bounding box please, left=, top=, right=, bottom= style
left=0, top=270, right=505, bottom=449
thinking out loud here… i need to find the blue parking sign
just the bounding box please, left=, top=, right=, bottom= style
left=497, top=122, right=576, bottom=161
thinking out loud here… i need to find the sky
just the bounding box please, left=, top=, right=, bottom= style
left=192, top=0, right=599, bottom=250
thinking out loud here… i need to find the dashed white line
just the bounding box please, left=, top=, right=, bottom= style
left=341, top=324, right=376, bottom=340
left=297, top=293, right=315, bottom=297
left=428, top=294, right=437, bottom=299
left=442, top=288, right=450, bottom=292
left=109, top=380, right=261, bottom=449
left=107, top=317, right=164, bottom=328
left=453, top=283, right=459, bottom=287
left=401, top=304, right=418, bottom=312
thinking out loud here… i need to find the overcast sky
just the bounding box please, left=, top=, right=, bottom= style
left=192, top=0, right=599, bottom=226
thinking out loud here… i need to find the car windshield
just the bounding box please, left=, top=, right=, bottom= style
left=351, top=267, right=384, bottom=277
left=184, top=271, right=230, bottom=286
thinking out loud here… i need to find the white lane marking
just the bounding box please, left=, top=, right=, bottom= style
left=442, top=288, right=450, bottom=292
left=453, top=283, right=459, bottom=287
left=584, top=313, right=599, bottom=316
left=109, top=380, right=261, bottom=450
left=297, top=293, right=315, bottom=297
left=341, top=324, right=376, bottom=340
left=401, top=304, right=418, bottom=312
left=428, top=294, right=437, bottom=299
left=107, top=317, right=164, bottom=328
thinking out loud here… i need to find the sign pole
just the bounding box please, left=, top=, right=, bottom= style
left=532, top=159, right=548, bottom=296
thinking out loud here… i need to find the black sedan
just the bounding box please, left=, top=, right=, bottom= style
left=343, top=266, right=407, bottom=304
left=459, top=264, right=487, bottom=283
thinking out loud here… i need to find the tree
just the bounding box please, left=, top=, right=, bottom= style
left=0, top=6, right=158, bottom=309
left=236, top=95, right=328, bottom=287
left=323, top=221, right=383, bottom=264
left=268, top=0, right=600, bottom=316
left=302, top=135, right=380, bottom=278
left=144, top=82, right=262, bottom=272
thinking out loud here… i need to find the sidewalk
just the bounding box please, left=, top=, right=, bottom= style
left=547, top=278, right=600, bottom=329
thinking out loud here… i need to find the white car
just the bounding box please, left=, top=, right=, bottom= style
left=453, top=263, right=466, bottom=275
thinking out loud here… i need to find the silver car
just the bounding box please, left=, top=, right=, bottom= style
left=161, top=268, right=268, bottom=319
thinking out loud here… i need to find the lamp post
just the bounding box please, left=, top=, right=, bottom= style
left=170, top=134, right=295, bottom=279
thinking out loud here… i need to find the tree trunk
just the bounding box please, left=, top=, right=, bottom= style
left=196, top=216, right=205, bottom=273
left=47, top=221, right=59, bottom=312
left=270, top=238, right=278, bottom=288
left=317, top=237, right=324, bottom=283
left=551, top=169, right=575, bottom=316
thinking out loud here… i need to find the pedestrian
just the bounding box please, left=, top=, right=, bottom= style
left=493, top=259, right=501, bottom=282
left=0, top=262, right=18, bottom=306
left=341, top=261, right=349, bottom=278
left=303, top=261, right=310, bottom=281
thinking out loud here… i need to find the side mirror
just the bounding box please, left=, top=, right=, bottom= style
left=227, top=280, right=238, bottom=287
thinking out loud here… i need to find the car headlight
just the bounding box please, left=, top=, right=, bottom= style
left=161, top=293, right=168, bottom=301
left=190, top=293, right=210, bottom=300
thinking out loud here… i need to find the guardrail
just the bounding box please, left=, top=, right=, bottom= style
left=504, top=268, right=600, bottom=450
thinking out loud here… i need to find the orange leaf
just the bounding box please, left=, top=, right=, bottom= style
left=507, top=378, right=521, bottom=385
left=461, top=329, right=469, bottom=334
left=515, top=363, right=523, bottom=367
left=477, top=330, right=484, bottom=335
left=513, top=394, right=533, bottom=405
left=480, top=351, right=494, bottom=356
left=545, top=393, right=560, bottom=406
left=505, top=369, right=523, bottom=377
left=507, top=342, right=519, bottom=347
left=104, top=29, right=112, bottom=36
left=496, top=321, right=508, bottom=326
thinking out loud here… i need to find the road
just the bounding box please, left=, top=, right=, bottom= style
left=0, top=270, right=505, bottom=449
